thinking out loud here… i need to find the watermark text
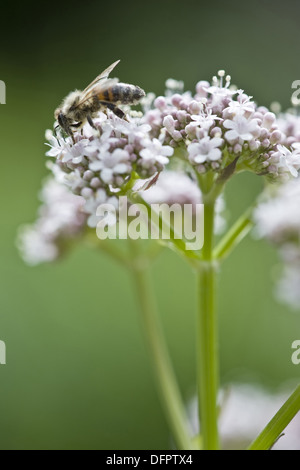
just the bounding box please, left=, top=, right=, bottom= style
left=291, top=340, right=300, bottom=365
left=0, top=80, right=6, bottom=104
left=0, top=340, right=6, bottom=365
left=96, top=196, right=204, bottom=251
left=291, top=80, right=300, bottom=105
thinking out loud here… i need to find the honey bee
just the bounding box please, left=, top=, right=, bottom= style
left=54, top=60, right=145, bottom=142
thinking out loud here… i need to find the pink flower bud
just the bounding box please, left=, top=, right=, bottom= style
left=83, top=170, right=94, bottom=181
left=210, top=127, right=222, bottom=137
left=171, top=94, right=182, bottom=107
left=263, top=112, right=276, bottom=130
left=90, top=177, right=101, bottom=189
left=262, top=139, right=270, bottom=148
left=81, top=187, right=93, bottom=198
left=234, top=144, right=243, bottom=154
left=195, top=81, right=209, bottom=97
left=270, top=130, right=282, bottom=145
left=154, top=96, right=166, bottom=109
left=259, top=128, right=269, bottom=139
left=177, top=110, right=188, bottom=123
left=249, top=140, right=259, bottom=151
left=188, top=100, right=201, bottom=114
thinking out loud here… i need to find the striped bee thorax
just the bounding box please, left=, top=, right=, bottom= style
left=98, top=83, right=145, bottom=105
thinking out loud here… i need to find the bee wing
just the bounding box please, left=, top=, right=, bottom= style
left=74, top=78, right=119, bottom=108
left=82, top=60, right=120, bottom=94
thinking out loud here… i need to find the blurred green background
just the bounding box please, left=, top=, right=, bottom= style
left=0, top=0, right=300, bottom=450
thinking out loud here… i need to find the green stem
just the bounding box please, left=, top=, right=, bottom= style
left=248, top=384, right=300, bottom=450
left=213, top=206, right=254, bottom=261
left=131, top=254, right=193, bottom=450
left=197, top=199, right=220, bottom=450
left=127, top=191, right=201, bottom=263
left=85, top=231, right=131, bottom=268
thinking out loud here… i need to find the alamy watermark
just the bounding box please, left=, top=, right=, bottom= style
left=291, top=80, right=300, bottom=106
left=291, top=340, right=300, bottom=365
left=0, top=340, right=6, bottom=365
left=95, top=196, right=204, bottom=251
left=0, top=80, right=6, bottom=104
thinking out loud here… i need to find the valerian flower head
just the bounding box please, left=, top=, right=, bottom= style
left=18, top=178, right=87, bottom=265
left=142, top=70, right=300, bottom=182
left=45, top=110, right=173, bottom=225
left=254, top=178, right=300, bottom=244
left=276, top=111, right=300, bottom=147
left=277, top=262, right=300, bottom=308
left=19, top=68, right=300, bottom=266
left=254, top=177, right=300, bottom=308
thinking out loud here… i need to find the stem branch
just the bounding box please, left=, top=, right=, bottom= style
left=248, top=384, right=300, bottom=450
left=213, top=206, right=254, bottom=261
left=131, top=252, right=193, bottom=450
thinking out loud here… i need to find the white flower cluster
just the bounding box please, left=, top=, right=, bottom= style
left=143, top=71, right=300, bottom=180
left=277, top=111, right=300, bottom=147
left=188, top=383, right=300, bottom=450
left=18, top=70, right=300, bottom=265
left=254, top=178, right=300, bottom=308
left=45, top=111, right=173, bottom=230
left=18, top=178, right=87, bottom=265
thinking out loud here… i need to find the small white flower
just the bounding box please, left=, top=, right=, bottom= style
left=190, top=109, right=221, bottom=131
left=61, top=139, right=91, bottom=164
left=18, top=226, right=58, bottom=265
left=38, top=179, right=86, bottom=235
left=90, top=148, right=132, bottom=184
left=188, top=136, right=223, bottom=164
left=18, top=179, right=86, bottom=265
left=84, top=189, right=118, bottom=228
left=46, top=140, right=66, bottom=159
left=254, top=179, right=300, bottom=242
left=163, top=115, right=183, bottom=141
left=225, top=93, right=255, bottom=116
left=276, top=112, right=300, bottom=144
left=205, top=85, right=237, bottom=110
left=111, top=118, right=151, bottom=144
left=277, top=144, right=300, bottom=178
left=140, top=138, right=173, bottom=167
left=224, top=115, right=260, bottom=143
left=254, top=178, right=300, bottom=309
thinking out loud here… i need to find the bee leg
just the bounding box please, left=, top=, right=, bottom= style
left=112, top=106, right=127, bottom=120
left=53, top=126, right=61, bottom=147
left=99, top=101, right=127, bottom=120
left=68, top=129, right=75, bottom=144
left=87, top=114, right=97, bottom=130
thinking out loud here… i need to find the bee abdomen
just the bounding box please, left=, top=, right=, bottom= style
left=99, top=83, right=145, bottom=104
